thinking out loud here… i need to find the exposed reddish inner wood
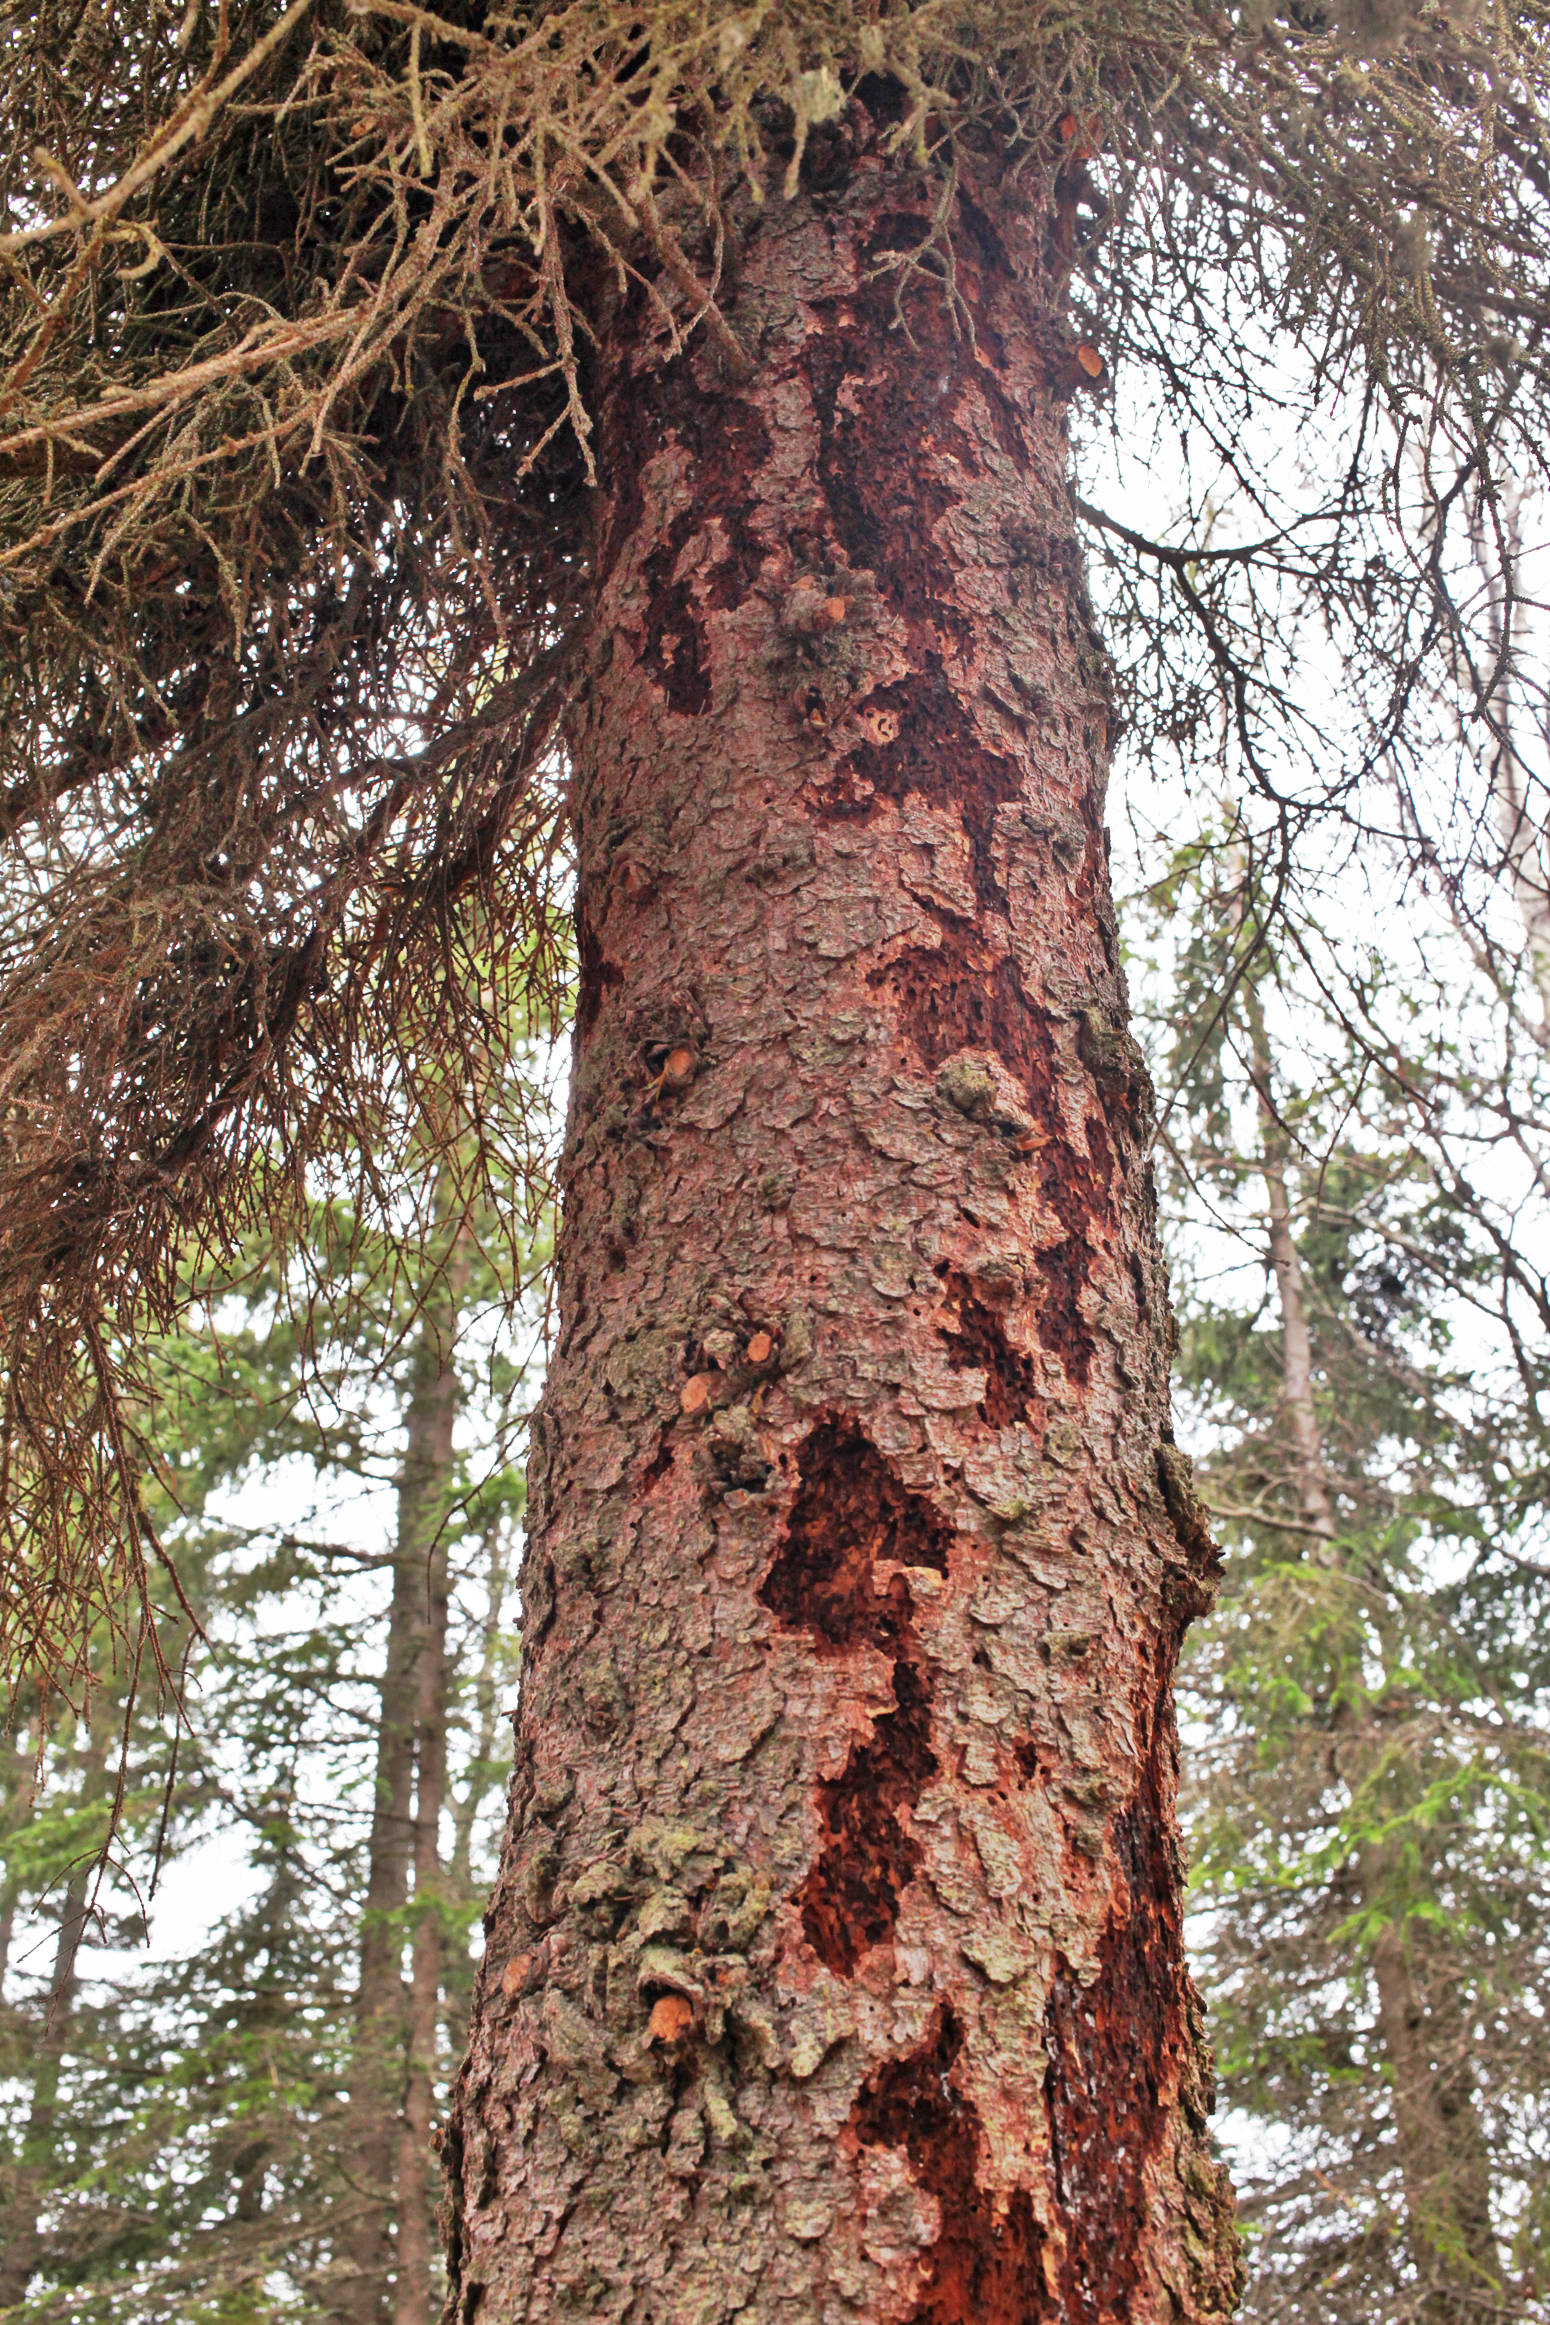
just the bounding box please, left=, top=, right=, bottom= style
left=850, top=2005, right=1051, bottom=2323
left=1043, top=1733, right=1187, bottom=2322
left=761, top=1420, right=950, bottom=1972
left=936, top=1265, right=1044, bottom=1430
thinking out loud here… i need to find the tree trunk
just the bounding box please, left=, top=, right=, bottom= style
left=442, top=1516, right=516, bottom=2070
left=449, top=1517, right=513, bottom=1900
left=446, top=141, right=1239, bottom=2324
left=0, top=1730, right=106, bottom=2308
left=1246, top=1019, right=1500, bottom=2320
left=1369, top=1924, right=1498, bottom=2324
left=1472, top=493, right=1550, bottom=1028
left=1248, top=1013, right=1338, bottom=1555
left=338, top=1298, right=462, bottom=2323
left=394, top=1484, right=453, bottom=2325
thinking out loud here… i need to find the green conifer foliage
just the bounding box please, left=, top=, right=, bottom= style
left=0, top=1170, right=548, bottom=2322
left=1145, top=835, right=1550, bottom=2322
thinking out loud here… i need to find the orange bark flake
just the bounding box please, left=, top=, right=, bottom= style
left=679, top=1371, right=715, bottom=1416
left=1057, top=110, right=1104, bottom=158
left=646, top=1992, right=693, bottom=2043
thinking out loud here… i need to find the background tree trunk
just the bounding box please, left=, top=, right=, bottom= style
left=1247, top=1019, right=1501, bottom=2321
left=0, top=1727, right=107, bottom=2308
left=337, top=1299, right=462, bottom=2323
left=1368, top=1924, right=1498, bottom=2324
left=1247, top=998, right=1338, bottom=1556
left=446, top=138, right=1239, bottom=2323
left=443, top=1516, right=516, bottom=2070
left=394, top=1487, right=452, bottom=2325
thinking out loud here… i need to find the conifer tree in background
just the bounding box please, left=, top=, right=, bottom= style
left=1147, top=841, right=1550, bottom=2322
left=0, top=1712, right=115, bottom=2311
left=2, top=3, right=1550, bottom=2314
left=0, top=1183, right=546, bottom=2323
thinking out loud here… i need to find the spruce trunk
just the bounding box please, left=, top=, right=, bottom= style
left=447, top=153, right=1238, bottom=2323
left=1368, top=1911, right=1499, bottom=2322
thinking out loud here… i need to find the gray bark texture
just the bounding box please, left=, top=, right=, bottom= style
left=445, top=133, right=1241, bottom=2325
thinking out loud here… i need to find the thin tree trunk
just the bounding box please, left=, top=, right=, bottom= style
left=1473, top=494, right=1550, bottom=1027
left=393, top=1495, right=452, bottom=2325
left=448, top=1518, right=511, bottom=1898
left=1369, top=1925, right=1499, bottom=2324
left=1248, top=1038, right=1338, bottom=1552
left=0, top=1734, right=29, bottom=1995
left=0, top=1728, right=107, bottom=2308
left=1245, top=1011, right=1500, bottom=2321
left=442, top=1518, right=514, bottom=2067
left=337, top=1292, right=462, bottom=2324
left=446, top=134, right=1239, bottom=2322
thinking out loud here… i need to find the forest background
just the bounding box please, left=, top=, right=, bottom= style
left=1, top=3, right=1549, bottom=2320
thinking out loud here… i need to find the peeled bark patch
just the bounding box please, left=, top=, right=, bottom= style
left=873, top=930, right=1112, bottom=1383
left=760, top=1418, right=950, bottom=1648
left=936, top=1265, right=1043, bottom=1430
left=850, top=2006, right=1054, bottom=2324
left=761, top=1422, right=949, bottom=1972
left=801, top=1648, right=938, bottom=1974
left=1043, top=1738, right=1188, bottom=2322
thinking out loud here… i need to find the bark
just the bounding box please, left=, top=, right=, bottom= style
left=1247, top=1006, right=1338, bottom=1555
left=394, top=1496, right=453, bottom=2325
left=1246, top=1024, right=1500, bottom=2320
left=337, top=1300, right=462, bottom=2324
left=0, top=1732, right=107, bottom=2308
left=446, top=136, right=1240, bottom=2324
left=1473, top=494, right=1550, bottom=1029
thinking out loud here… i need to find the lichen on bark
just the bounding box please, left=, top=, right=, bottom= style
left=445, top=119, right=1240, bottom=2324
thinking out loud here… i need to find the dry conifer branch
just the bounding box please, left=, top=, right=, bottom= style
left=0, top=0, right=319, bottom=268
